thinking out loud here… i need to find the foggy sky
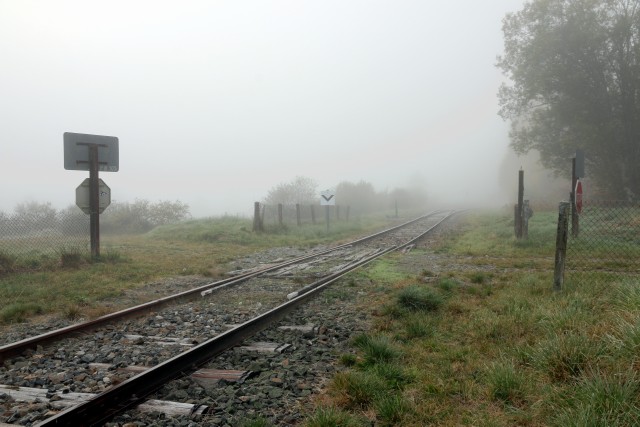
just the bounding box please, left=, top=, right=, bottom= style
left=1, top=0, right=525, bottom=217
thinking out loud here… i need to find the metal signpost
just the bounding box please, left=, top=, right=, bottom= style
left=64, top=132, right=119, bottom=258
left=575, top=179, right=583, bottom=215
left=571, top=150, right=585, bottom=237
left=320, top=189, right=336, bottom=232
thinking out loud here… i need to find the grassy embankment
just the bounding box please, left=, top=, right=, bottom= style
left=0, top=214, right=394, bottom=325
left=299, top=210, right=640, bottom=426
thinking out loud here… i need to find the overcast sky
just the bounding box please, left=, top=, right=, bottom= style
left=1, top=0, right=525, bottom=217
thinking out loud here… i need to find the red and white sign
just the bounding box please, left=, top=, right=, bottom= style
left=575, top=179, right=583, bottom=214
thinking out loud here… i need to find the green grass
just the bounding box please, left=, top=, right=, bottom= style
left=0, top=214, right=393, bottom=324
left=308, top=211, right=640, bottom=425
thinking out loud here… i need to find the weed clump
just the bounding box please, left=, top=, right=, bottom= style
left=0, top=250, right=16, bottom=274
left=397, top=285, right=444, bottom=312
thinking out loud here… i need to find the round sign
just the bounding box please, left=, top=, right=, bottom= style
left=575, top=179, right=583, bottom=214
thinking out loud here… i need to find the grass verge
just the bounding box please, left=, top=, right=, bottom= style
left=304, top=210, right=640, bottom=426
left=0, top=214, right=393, bottom=325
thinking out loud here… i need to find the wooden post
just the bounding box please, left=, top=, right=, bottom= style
left=252, top=202, right=262, bottom=232
left=554, top=202, right=570, bottom=291
left=277, top=204, right=283, bottom=227
left=296, top=204, right=301, bottom=226
left=310, top=205, right=316, bottom=225
left=89, top=145, right=100, bottom=258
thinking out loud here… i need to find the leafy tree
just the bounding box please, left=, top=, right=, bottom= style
left=263, top=176, right=318, bottom=205
left=12, top=201, right=58, bottom=231
left=336, top=180, right=378, bottom=215
left=497, top=0, right=640, bottom=199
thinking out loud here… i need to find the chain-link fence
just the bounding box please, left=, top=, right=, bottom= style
left=566, top=200, right=640, bottom=283
left=0, top=211, right=89, bottom=258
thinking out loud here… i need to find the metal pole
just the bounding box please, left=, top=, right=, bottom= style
left=571, top=158, right=579, bottom=237
left=516, top=169, right=524, bottom=238
left=554, top=202, right=570, bottom=291
left=89, top=145, right=100, bottom=258
left=325, top=205, right=330, bottom=232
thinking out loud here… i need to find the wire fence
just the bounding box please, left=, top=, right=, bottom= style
left=0, top=211, right=89, bottom=258
left=256, top=203, right=351, bottom=230
left=566, top=200, right=640, bottom=284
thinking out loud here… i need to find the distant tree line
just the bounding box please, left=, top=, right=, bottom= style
left=262, top=176, right=428, bottom=216
left=0, top=199, right=190, bottom=236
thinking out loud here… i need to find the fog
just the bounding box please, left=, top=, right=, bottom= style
left=0, top=1, right=525, bottom=217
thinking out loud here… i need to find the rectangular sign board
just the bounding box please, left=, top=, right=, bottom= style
left=64, top=132, right=119, bottom=172
left=320, top=190, right=336, bottom=206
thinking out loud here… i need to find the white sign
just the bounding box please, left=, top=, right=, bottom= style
left=76, top=178, right=111, bottom=214
left=320, top=189, right=336, bottom=206
left=64, top=132, right=119, bottom=172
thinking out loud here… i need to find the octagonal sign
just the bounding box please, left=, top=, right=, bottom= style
left=76, top=178, right=111, bottom=214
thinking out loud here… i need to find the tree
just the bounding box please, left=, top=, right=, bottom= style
left=497, top=0, right=640, bottom=199
left=263, top=176, right=318, bottom=205
left=335, top=180, right=380, bottom=215
left=12, top=201, right=58, bottom=231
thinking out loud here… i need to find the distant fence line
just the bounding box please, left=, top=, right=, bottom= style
left=0, top=211, right=89, bottom=257
left=555, top=200, right=640, bottom=287
left=252, top=202, right=351, bottom=232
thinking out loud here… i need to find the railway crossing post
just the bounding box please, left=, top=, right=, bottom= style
left=320, top=189, right=336, bottom=232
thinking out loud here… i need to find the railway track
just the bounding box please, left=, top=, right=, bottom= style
left=0, top=210, right=457, bottom=426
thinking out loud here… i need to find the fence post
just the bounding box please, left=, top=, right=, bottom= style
left=554, top=202, right=570, bottom=291
left=346, top=205, right=350, bottom=222
left=278, top=204, right=283, bottom=227
left=310, top=205, right=316, bottom=225
left=252, top=202, right=263, bottom=232
left=296, top=204, right=301, bottom=226
left=336, top=205, right=341, bottom=221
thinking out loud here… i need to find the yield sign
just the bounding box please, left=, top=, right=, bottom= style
left=320, top=189, right=336, bottom=206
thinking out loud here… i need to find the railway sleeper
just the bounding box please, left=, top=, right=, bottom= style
left=0, top=384, right=209, bottom=418
left=88, top=363, right=255, bottom=385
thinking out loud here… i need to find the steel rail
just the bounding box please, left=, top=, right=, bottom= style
left=0, top=211, right=440, bottom=362
left=35, top=210, right=456, bottom=427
